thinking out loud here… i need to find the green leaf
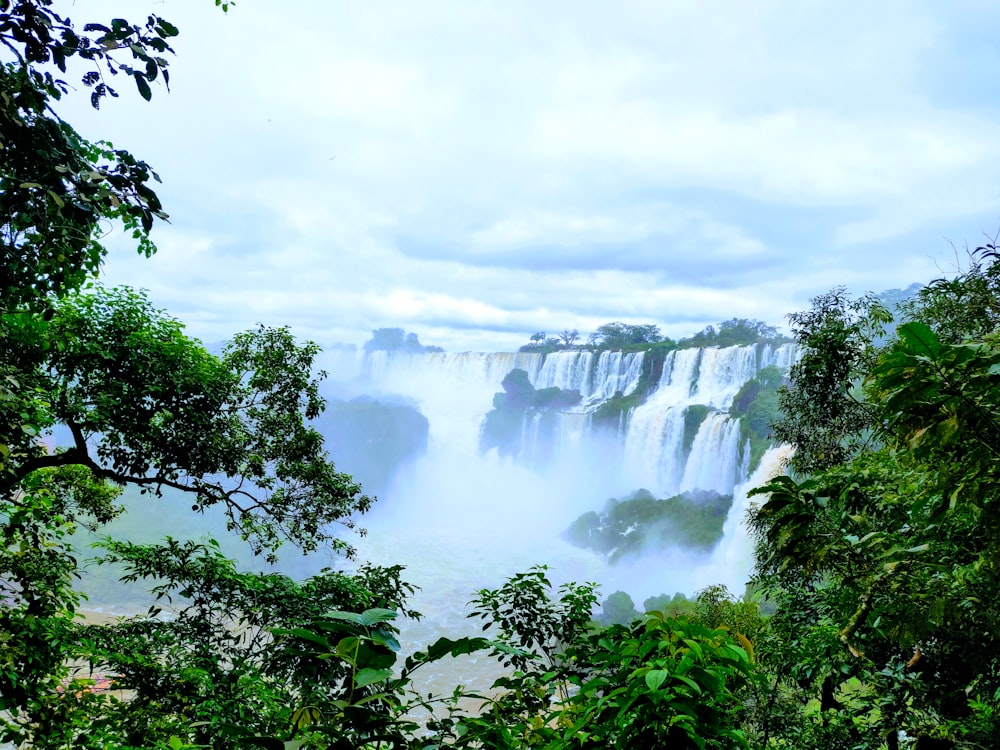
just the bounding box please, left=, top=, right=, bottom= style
left=644, top=668, right=669, bottom=691
left=134, top=73, right=152, bottom=101
left=354, top=667, right=393, bottom=688
left=325, top=608, right=398, bottom=627
left=335, top=636, right=361, bottom=659
left=157, top=19, right=179, bottom=36
left=674, top=674, right=704, bottom=694
left=359, top=608, right=399, bottom=626
left=897, top=321, right=940, bottom=357
left=274, top=627, right=330, bottom=649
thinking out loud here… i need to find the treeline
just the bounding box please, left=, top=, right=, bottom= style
left=521, top=317, right=791, bottom=353
left=363, top=327, right=444, bottom=353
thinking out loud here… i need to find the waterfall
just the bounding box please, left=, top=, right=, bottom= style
left=534, top=351, right=595, bottom=396
left=590, top=350, right=646, bottom=403
left=363, top=344, right=794, bottom=496
left=690, top=346, right=760, bottom=407
left=532, top=350, right=646, bottom=405
left=362, top=351, right=545, bottom=452
left=690, top=443, right=796, bottom=592
left=80, top=341, right=799, bottom=698
left=357, top=342, right=797, bottom=600
left=680, top=412, right=743, bottom=495
left=619, top=343, right=795, bottom=498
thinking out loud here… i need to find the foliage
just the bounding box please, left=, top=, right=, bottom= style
left=644, top=591, right=696, bottom=618
left=898, top=242, right=1000, bottom=344
left=563, top=488, right=733, bottom=561
left=0, top=473, right=99, bottom=746
left=1, top=5, right=388, bottom=745
left=12, top=2, right=1000, bottom=748
left=452, top=569, right=752, bottom=750
left=63, top=540, right=416, bottom=748
left=363, top=327, right=443, bottom=354
left=748, top=247, right=1000, bottom=748
left=479, top=368, right=581, bottom=460
left=0, top=0, right=184, bottom=310
left=770, top=287, right=892, bottom=475
left=598, top=590, right=640, bottom=625
left=731, top=365, right=786, bottom=471
left=469, top=566, right=599, bottom=673
left=557, top=329, right=579, bottom=347
left=591, top=321, right=665, bottom=349
left=549, top=613, right=753, bottom=749
left=6, top=531, right=485, bottom=749
left=678, top=318, right=789, bottom=349
left=1, top=286, right=377, bottom=743
left=4, top=285, right=372, bottom=560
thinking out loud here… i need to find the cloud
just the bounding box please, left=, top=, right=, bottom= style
left=67, top=0, right=1000, bottom=352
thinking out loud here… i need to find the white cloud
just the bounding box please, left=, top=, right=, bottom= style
left=62, top=0, right=1000, bottom=352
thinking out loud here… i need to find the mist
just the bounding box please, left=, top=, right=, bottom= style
left=80, top=339, right=795, bottom=684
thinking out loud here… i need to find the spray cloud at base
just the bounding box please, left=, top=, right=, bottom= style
left=339, top=343, right=797, bottom=616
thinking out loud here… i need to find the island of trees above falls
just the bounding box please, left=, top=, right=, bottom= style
left=4, top=3, right=1000, bottom=748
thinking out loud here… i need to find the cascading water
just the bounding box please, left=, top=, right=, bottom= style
left=680, top=412, right=744, bottom=495
left=620, top=343, right=796, bottom=497
left=357, top=342, right=797, bottom=568
left=95, top=343, right=795, bottom=610
left=336, top=344, right=796, bottom=693
left=527, top=350, right=646, bottom=405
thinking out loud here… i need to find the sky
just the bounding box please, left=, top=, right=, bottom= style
left=56, top=0, right=1000, bottom=353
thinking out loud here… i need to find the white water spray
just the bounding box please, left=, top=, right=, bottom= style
left=358, top=344, right=796, bottom=598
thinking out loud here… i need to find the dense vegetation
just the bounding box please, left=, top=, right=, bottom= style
left=564, top=488, right=733, bottom=561
left=363, top=328, right=444, bottom=354
left=479, top=368, right=581, bottom=460
left=744, top=250, right=1000, bottom=749
left=677, top=318, right=792, bottom=349
left=5, top=3, right=1000, bottom=748
left=730, top=365, right=786, bottom=470
left=521, top=317, right=787, bottom=353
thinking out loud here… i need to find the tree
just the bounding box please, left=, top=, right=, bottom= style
left=769, top=288, right=891, bottom=474
left=679, top=318, right=786, bottom=349
left=593, top=321, right=663, bottom=348
left=17, top=538, right=418, bottom=748
left=1, top=290, right=381, bottom=744
left=749, top=249, right=1000, bottom=748
left=0, top=0, right=187, bottom=311
left=558, top=328, right=579, bottom=347
left=529, top=331, right=546, bottom=345
left=363, top=327, right=442, bottom=353
left=0, top=4, right=385, bottom=744
left=363, top=326, right=406, bottom=352
left=4, top=286, right=371, bottom=558
left=600, top=590, right=640, bottom=625
left=460, top=571, right=752, bottom=750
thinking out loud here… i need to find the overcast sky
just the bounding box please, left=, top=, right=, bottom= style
left=60, top=1, right=1000, bottom=352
